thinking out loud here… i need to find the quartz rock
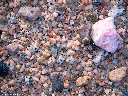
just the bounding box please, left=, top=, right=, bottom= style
left=92, top=17, right=123, bottom=53
left=18, top=7, right=40, bottom=20
left=109, top=67, right=127, bottom=82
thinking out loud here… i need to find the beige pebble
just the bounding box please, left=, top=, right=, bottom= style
left=36, top=73, right=41, bottom=78
left=99, top=15, right=104, bottom=20
left=67, top=50, right=75, bottom=56
left=76, top=76, right=91, bottom=86
left=42, top=69, right=48, bottom=75
left=109, top=67, right=127, bottom=82
left=8, top=79, right=17, bottom=85
left=64, top=82, right=69, bottom=88
left=22, top=86, right=28, bottom=92
left=43, top=49, right=51, bottom=58
left=16, top=64, right=21, bottom=69
left=86, top=59, right=92, bottom=66
left=105, top=89, right=111, bottom=95
left=83, top=70, right=88, bottom=76
left=76, top=65, right=82, bottom=71
left=43, top=83, right=49, bottom=89
left=20, top=64, right=25, bottom=72
left=84, top=66, right=93, bottom=72
left=47, top=0, right=52, bottom=2
left=32, top=76, right=39, bottom=81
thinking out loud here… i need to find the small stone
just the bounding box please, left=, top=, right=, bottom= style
left=76, top=76, right=91, bottom=87
left=109, top=67, right=127, bottom=82
left=92, top=0, right=102, bottom=5
left=86, top=59, right=92, bottom=66
left=66, top=50, right=75, bottom=56
left=86, top=14, right=97, bottom=23
left=66, top=56, right=74, bottom=64
left=25, top=75, right=30, bottom=84
left=18, top=7, right=41, bottom=20
left=0, top=60, right=9, bottom=78
left=8, top=79, right=17, bottom=85
left=43, top=83, right=49, bottom=89
left=53, top=11, right=58, bottom=17
left=104, top=89, right=111, bottom=95
left=84, top=66, right=93, bottom=71
left=76, top=65, right=82, bottom=71
left=51, top=45, right=58, bottom=58
left=99, top=82, right=105, bottom=86
left=6, top=43, right=18, bottom=55
left=42, top=69, right=48, bottom=75
left=64, top=82, right=69, bottom=88
left=51, top=75, right=63, bottom=92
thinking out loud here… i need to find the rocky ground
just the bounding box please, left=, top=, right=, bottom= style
left=0, top=0, right=128, bottom=96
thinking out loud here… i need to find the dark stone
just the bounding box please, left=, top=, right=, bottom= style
left=86, top=14, right=97, bottom=23
left=0, top=60, right=9, bottom=78
left=33, top=47, right=39, bottom=52
left=89, top=39, right=97, bottom=50
left=98, top=87, right=104, bottom=94
left=51, top=75, right=63, bottom=92
left=92, top=0, right=102, bottom=5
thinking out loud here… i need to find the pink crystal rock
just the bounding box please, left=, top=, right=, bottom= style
left=92, top=17, right=123, bottom=53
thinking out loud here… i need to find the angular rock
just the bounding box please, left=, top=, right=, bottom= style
left=51, top=75, right=63, bottom=92
left=6, top=43, right=18, bottom=55
left=92, top=17, right=123, bottom=53
left=109, top=67, right=127, bottom=82
left=0, top=60, right=9, bottom=78
left=18, top=7, right=41, bottom=20
left=76, top=76, right=91, bottom=86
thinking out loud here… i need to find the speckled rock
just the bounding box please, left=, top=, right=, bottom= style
left=6, top=43, right=18, bottom=55
left=76, top=76, right=91, bottom=87
left=18, top=7, right=41, bottom=20
left=51, top=75, right=63, bottom=92
left=109, top=67, right=127, bottom=82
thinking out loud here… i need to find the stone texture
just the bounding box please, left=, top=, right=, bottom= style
left=76, top=76, right=91, bottom=86
left=109, top=67, right=127, bottom=82
left=92, top=17, right=123, bottom=53
left=18, top=7, right=40, bottom=20
left=6, top=43, right=18, bottom=55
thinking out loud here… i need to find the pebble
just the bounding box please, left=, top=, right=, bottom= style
left=104, top=89, right=111, bottom=95
left=53, top=11, right=58, bottom=17
left=32, top=76, right=39, bottom=82
left=84, top=66, right=93, bottom=72
left=66, top=50, right=75, bottom=56
left=6, top=43, right=18, bottom=55
left=109, top=67, right=127, bottom=82
left=66, top=56, right=75, bottom=64
left=51, top=75, right=63, bottom=92
left=86, top=59, right=92, bottom=66
left=8, top=79, right=17, bottom=85
left=0, top=60, right=9, bottom=78
left=51, top=45, right=58, bottom=58
left=42, top=69, right=48, bottom=75
left=25, top=75, right=30, bottom=84
left=76, top=76, right=91, bottom=87
left=92, top=0, right=102, bottom=5
left=18, top=7, right=41, bottom=20
left=76, top=65, right=82, bottom=71
left=64, top=82, right=69, bottom=88
left=43, top=83, right=49, bottom=89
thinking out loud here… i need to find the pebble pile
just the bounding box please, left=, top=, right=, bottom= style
left=0, top=0, right=127, bottom=96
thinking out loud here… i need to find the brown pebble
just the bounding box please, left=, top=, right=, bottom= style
left=99, top=82, right=105, bottom=86
left=64, top=82, right=69, bottom=88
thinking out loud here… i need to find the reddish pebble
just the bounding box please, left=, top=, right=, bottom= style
left=99, top=82, right=105, bottom=86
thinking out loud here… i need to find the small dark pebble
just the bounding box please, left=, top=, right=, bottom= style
left=89, top=39, right=97, bottom=50
left=51, top=74, right=63, bottom=92
left=95, top=83, right=99, bottom=88
left=92, top=0, right=102, bottom=5
left=44, top=90, right=52, bottom=96
left=33, top=47, right=39, bottom=52
left=0, top=60, right=9, bottom=78
left=86, top=14, right=97, bottom=23
left=98, top=87, right=104, bottom=94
